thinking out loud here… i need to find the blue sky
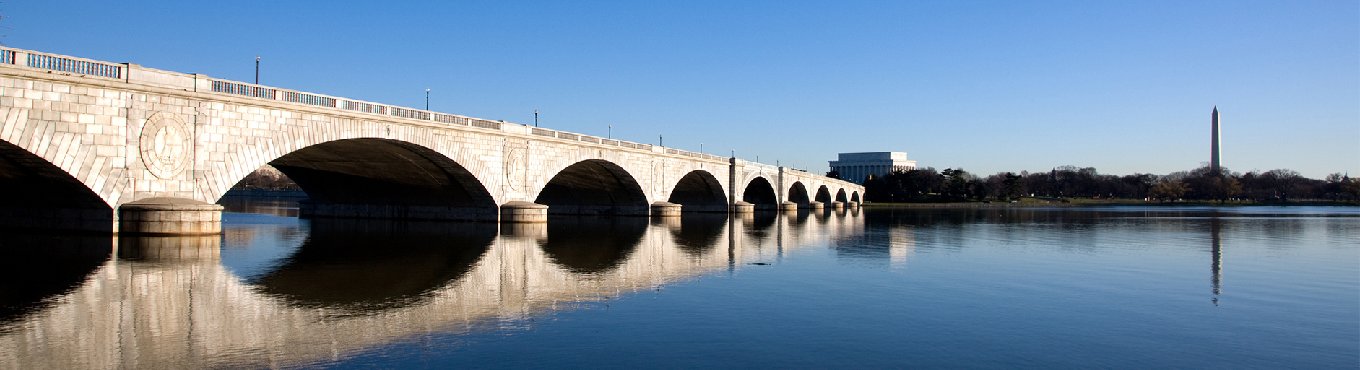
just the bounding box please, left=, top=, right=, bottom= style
left=4, top=1, right=1356, bottom=178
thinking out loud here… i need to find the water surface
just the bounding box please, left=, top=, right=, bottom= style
left=0, top=202, right=1356, bottom=368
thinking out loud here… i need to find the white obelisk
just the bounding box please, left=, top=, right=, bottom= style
left=1211, top=106, right=1221, bottom=174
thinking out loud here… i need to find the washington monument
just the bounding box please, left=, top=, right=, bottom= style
left=1211, top=106, right=1222, bottom=174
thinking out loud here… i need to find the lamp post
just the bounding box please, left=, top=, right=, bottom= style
left=254, top=56, right=260, bottom=84
left=425, top=89, right=430, bottom=110
left=608, top=125, right=612, bottom=139
left=700, top=143, right=704, bottom=154
left=534, top=109, right=539, bottom=127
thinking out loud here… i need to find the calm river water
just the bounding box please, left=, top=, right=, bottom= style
left=1, top=199, right=1357, bottom=369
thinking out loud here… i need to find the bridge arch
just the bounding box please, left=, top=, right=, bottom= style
left=0, top=140, right=114, bottom=231
left=835, top=189, right=848, bottom=203
left=787, top=181, right=811, bottom=207
left=667, top=170, right=728, bottom=213
left=814, top=185, right=833, bottom=204
left=742, top=176, right=778, bottom=210
left=851, top=191, right=861, bottom=203
left=208, top=119, right=504, bottom=207
left=535, top=159, right=649, bottom=216
left=243, top=138, right=499, bottom=221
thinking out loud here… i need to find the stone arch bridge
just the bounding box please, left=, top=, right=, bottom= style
left=0, top=47, right=861, bottom=234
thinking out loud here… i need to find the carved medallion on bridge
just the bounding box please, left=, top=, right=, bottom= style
left=139, top=112, right=193, bottom=179
left=504, top=141, right=528, bottom=191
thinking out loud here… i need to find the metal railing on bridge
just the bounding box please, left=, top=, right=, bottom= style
left=213, top=80, right=276, bottom=99
left=0, top=48, right=123, bottom=80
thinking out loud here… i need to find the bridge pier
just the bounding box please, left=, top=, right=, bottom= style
left=778, top=201, right=799, bottom=213
left=650, top=201, right=682, bottom=217
left=831, top=201, right=845, bottom=211
left=117, top=198, right=223, bottom=235
left=500, top=201, right=548, bottom=223
left=848, top=201, right=860, bottom=209
left=809, top=201, right=825, bottom=212
left=730, top=201, right=754, bottom=214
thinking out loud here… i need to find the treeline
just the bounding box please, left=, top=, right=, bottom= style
left=855, top=165, right=1360, bottom=203
left=232, top=166, right=301, bottom=191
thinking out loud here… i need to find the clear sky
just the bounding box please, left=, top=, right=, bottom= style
left=4, top=1, right=1356, bottom=178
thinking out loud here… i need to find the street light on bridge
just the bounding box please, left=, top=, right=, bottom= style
left=425, top=88, right=430, bottom=110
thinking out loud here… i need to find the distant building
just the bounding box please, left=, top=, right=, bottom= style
left=829, top=152, right=918, bottom=184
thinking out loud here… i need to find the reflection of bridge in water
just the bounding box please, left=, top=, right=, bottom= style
left=0, top=209, right=862, bottom=368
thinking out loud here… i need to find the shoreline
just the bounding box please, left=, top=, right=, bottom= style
left=861, top=200, right=1360, bottom=208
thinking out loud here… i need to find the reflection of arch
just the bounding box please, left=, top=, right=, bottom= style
left=742, top=177, right=778, bottom=210
left=668, top=170, right=728, bottom=213
left=536, top=159, right=649, bottom=216
left=540, top=217, right=647, bottom=273
left=787, top=182, right=811, bottom=207
left=251, top=219, right=495, bottom=313
left=814, top=185, right=832, bottom=204
left=835, top=189, right=848, bottom=203
left=670, top=213, right=727, bottom=256
left=0, top=140, right=113, bottom=231
left=851, top=191, right=861, bottom=203
left=0, top=232, right=111, bottom=324
left=743, top=211, right=778, bottom=241
left=260, top=138, right=498, bottom=221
